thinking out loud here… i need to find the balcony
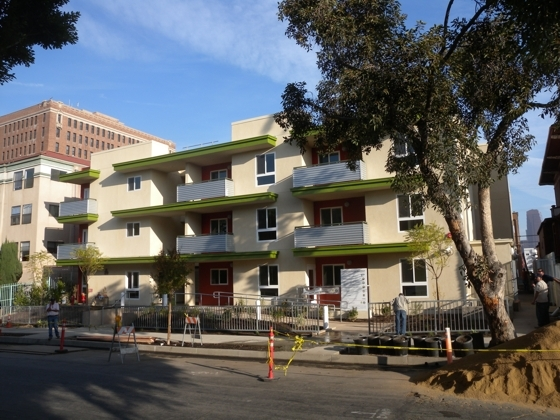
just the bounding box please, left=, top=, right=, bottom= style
left=57, top=243, right=95, bottom=260
left=177, top=234, right=234, bottom=254
left=57, top=199, right=98, bottom=224
left=294, top=222, right=369, bottom=248
left=293, top=160, right=366, bottom=188
left=177, top=179, right=234, bottom=202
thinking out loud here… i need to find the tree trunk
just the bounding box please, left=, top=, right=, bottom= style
left=167, top=300, right=172, bottom=345
left=445, top=186, right=516, bottom=346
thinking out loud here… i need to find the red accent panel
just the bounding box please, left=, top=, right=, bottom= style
left=313, top=197, right=365, bottom=225
left=311, top=146, right=349, bottom=165
left=198, top=262, right=233, bottom=305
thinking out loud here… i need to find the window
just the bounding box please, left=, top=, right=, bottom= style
left=259, top=265, right=279, bottom=297
left=57, top=114, right=61, bottom=123
left=210, top=169, right=227, bottom=180
left=72, top=147, right=76, bottom=156
left=397, top=194, right=423, bottom=231
left=55, top=142, right=59, bottom=152
left=126, top=222, right=140, bottom=237
left=11, top=206, right=21, bottom=225
left=78, top=149, right=82, bottom=158
left=95, top=139, right=99, bottom=148
left=319, top=152, right=340, bottom=164
left=257, top=208, right=277, bottom=241
left=210, top=219, right=227, bottom=234
left=394, top=136, right=414, bottom=157
left=400, top=258, right=427, bottom=297
left=67, top=117, right=72, bottom=126
left=20, top=242, right=30, bottom=262
left=73, top=120, right=77, bottom=129
left=56, top=128, right=60, bottom=138
left=24, top=168, right=34, bottom=189
left=13, top=170, right=23, bottom=190
left=79, top=135, right=82, bottom=144
left=73, top=133, right=76, bottom=142
left=127, top=176, right=141, bottom=191
left=65, top=145, right=70, bottom=155
left=210, top=269, right=228, bottom=285
left=22, top=204, right=32, bottom=224
left=48, top=204, right=60, bottom=217
left=80, top=122, right=83, bottom=130
left=320, top=207, right=342, bottom=226
left=126, top=272, right=140, bottom=299
left=256, top=152, right=275, bottom=185
left=84, top=150, right=88, bottom=159
left=50, top=169, right=67, bottom=181
left=323, top=264, right=344, bottom=286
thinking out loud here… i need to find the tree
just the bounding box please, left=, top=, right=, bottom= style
left=405, top=223, right=453, bottom=302
left=0, top=0, right=79, bottom=85
left=0, top=240, right=22, bottom=284
left=152, top=248, right=191, bottom=345
left=275, top=0, right=560, bottom=345
left=72, top=245, right=104, bottom=301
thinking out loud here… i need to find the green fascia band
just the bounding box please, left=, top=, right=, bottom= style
left=111, top=192, right=278, bottom=218
left=113, top=135, right=277, bottom=172
left=56, top=214, right=99, bottom=224
left=59, top=169, right=100, bottom=184
left=292, top=242, right=412, bottom=257
left=56, top=251, right=279, bottom=266
left=291, top=177, right=394, bottom=197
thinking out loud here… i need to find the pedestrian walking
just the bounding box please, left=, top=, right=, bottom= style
left=532, top=273, right=549, bottom=328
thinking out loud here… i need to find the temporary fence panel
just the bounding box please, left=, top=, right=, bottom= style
left=368, top=298, right=509, bottom=334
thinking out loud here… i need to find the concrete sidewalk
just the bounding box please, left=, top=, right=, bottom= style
left=0, top=291, right=547, bottom=367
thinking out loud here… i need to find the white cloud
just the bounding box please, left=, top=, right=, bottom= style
left=75, top=0, right=319, bottom=84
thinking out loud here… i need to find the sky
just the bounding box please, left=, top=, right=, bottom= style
left=0, top=0, right=554, bottom=238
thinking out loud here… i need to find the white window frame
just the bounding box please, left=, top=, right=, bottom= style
left=20, top=241, right=30, bottom=262
left=126, top=222, right=140, bottom=237
left=257, top=208, right=277, bottom=242
left=399, top=258, right=428, bottom=297
left=22, top=204, right=32, bottom=224
left=13, top=170, right=23, bottom=190
left=320, top=207, right=343, bottom=226
left=393, top=135, right=413, bottom=157
left=127, top=176, right=141, bottom=191
left=210, top=268, right=228, bottom=285
left=256, top=152, right=275, bottom=186
left=318, top=152, right=340, bottom=164
left=397, top=194, right=424, bottom=232
left=322, top=264, right=344, bottom=286
left=210, top=169, right=227, bottom=180
left=10, top=205, right=21, bottom=225
left=259, top=265, right=279, bottom=297
left=125, top=271, right=140, bottom=299
left=210, top=218, right=228, bottom=235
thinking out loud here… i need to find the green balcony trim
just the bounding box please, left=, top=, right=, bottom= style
left=111, top=192, right=278, bottom=218
left=291, top=177, right=394, bottom=197
left=113, top=135, right=277, bottom=172
left=56, top=214, right=99, bottom=224
left=59, top=169, right=100, bottom=184
left=56, top=251, right=278, bottom=267
left=292, top=242, right=412, bottom=258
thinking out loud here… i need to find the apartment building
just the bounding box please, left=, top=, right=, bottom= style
left=0, top=99, right=174, bottom=166
left=0, top=100, right=176, bottom=283
left=0, top=155, right=87, bottom=282
left=56, top=115, right=516, bottom=310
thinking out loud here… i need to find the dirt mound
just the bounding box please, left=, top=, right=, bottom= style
left=414, top=321, right=560, bottom=408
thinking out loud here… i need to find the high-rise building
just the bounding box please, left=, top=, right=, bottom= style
left=0, top=99, right=174, bottom=165
left=525, top=209, right=542, bottom=249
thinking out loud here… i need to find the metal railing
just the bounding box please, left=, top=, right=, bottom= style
left=1, top=303, right=322, bottom=334
left=368, top=298, right=509, bottom=334
left=121, top=303, right=321, bottom=334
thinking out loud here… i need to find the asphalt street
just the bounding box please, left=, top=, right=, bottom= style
left=1, top=347, right=558, bottom=420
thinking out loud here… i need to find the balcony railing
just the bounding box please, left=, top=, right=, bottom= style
left=294, top=222, right=369, bottom=248
left=177, top=179, right=234, bottom=202
left=59, top=199, right=98, bottom=217
left=293, top=161, right=366, bottom=188
left=57, top=243, right=95, bottom=260
left=177, top=234, right=234, bottom=254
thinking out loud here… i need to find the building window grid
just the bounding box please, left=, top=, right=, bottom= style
left=22, top=204, right=32, bottom=224
left=127, top=176, right=141, bottom=191
left=126, top=271, right=140, bottom=299
left=400, top=258, right=428, bottom=297
left=256, top=152, right=275, bottom=186
left=323, top=264, right=344, bottom=286
left=397, top=194, right=424, bottom=231
left=10, top=206, right=21, bottom=225
left=259, top=265, right=279, bottom=297
left=257, top=208, right=277, bottom=241
left=20, top=241, right=30, bottom=262
left=126, top=222, right=140, bottom=237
